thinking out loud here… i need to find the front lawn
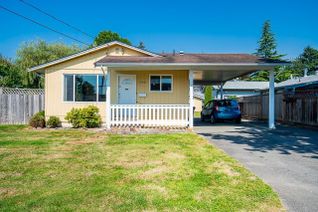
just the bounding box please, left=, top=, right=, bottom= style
left=0, top=125, right=283, bottom=211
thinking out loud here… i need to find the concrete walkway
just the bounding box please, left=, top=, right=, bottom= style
left=194, top=119, right=318, bottom=212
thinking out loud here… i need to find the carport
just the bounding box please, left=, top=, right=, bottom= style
left=191, top=62, right=282, bottom=129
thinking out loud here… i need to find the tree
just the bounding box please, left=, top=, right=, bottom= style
left=294, top=46, right=318, bottom=76
left=250, top=20, right=284, bottom=81
left=275, top=46, right=318, bottom=81
left=137, top=41, right=145, bottom=50
left=93, top=31, right=131, bottom=46
left=204, top=86, right=212, bottom=104
left=16, top=40, right=81, bottom=88
left=256, top=20, right=279, bottom=59
left=0, top=55, right=23, bottom=88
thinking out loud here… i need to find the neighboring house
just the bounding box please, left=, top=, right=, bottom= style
left=212, top=73, right=318, bottom=99
left=213, top=81, right=269, bottom=99
left=275, top=72, right=318, bottom=93
left=193, top=93, right=204, bottom=112
left=29, top=41, right=283, bottom=128
left=239, top=72, right=318, bottom=126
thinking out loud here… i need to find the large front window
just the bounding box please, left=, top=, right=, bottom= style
left=64, top=74, right=106, bottom=102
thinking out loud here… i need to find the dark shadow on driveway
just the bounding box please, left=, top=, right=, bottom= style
left=195, top=118, right=318, bottom=158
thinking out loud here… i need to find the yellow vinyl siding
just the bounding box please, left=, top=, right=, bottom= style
left=110, top=70, right=189, bottom=104
left=44, top=45, right=147, bottom=123
left=45, top=68, right=106, bottom=122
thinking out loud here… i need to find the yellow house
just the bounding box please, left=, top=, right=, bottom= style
left=29, top=41, right=284, bottom=129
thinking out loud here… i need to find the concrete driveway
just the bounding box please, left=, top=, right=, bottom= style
left=194, top=119, right=318, bottom=212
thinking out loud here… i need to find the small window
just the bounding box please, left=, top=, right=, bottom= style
left=150, top=75, right=172, bottom=92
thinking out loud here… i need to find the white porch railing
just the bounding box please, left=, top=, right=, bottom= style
left=110, top=104, right=190, bottom=127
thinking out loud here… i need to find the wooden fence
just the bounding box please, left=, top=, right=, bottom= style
left=0, top=87, right=44, bottom=124
left=238, top=90, right=318, bottom=127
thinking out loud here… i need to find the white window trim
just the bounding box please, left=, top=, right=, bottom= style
left=149, top=74, right=173, bottom=93
left=62, top=74, right=106, bottom=103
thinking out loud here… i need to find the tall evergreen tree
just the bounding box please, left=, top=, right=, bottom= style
left=249, top=20, right=284, bottom=81
left=256, top=20, right=279, bottom=59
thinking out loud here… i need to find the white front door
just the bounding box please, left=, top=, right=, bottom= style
left=118, top=75, right=136, bottom=104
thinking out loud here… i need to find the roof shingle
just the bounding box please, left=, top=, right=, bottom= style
left=95, top=53, right=285, bottom=65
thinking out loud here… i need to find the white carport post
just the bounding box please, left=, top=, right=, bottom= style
left=189, top=70, right=194, bottom=128
left=105, top=67, right=111, bottom=129
left=268, top=69, right=275, bottom=129
left=220, top=82, right=224, bottom=99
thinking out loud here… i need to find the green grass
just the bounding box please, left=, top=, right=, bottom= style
left=0, top=125, right=283, bottom=211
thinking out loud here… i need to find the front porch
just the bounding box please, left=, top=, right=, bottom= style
left=104, top=69, right=194, bottom=128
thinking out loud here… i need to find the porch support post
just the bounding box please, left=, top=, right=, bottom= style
left=220, top=82, right=224, bottom=99
left=105, top=67, right=111, bottom=129
left=268, top=69, right=275, bottom=129
left=189, top=70, right=194, bottom=128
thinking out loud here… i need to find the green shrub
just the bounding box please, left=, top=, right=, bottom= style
left=65, top=108, right=82, bottom=128
left=29, top=111, right=45, bottom=128
left=47, top=116, right=61, bottom=128
left=81, top=105, right=102, bottom=128
left=65, top=105, right=101, bottom=128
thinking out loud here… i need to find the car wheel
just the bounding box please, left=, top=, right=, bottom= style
left=235, top=117, right=241, bottom=124
left=210, top=115, right=216, bottom=124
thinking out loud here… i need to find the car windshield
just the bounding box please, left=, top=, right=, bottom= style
left=216, top=100, right=238, bottom=107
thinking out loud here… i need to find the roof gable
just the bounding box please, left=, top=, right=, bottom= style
left=29, top=41, right=160, bottom=72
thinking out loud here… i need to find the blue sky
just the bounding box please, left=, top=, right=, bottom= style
left=1, top=0, right=317, bottom=60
